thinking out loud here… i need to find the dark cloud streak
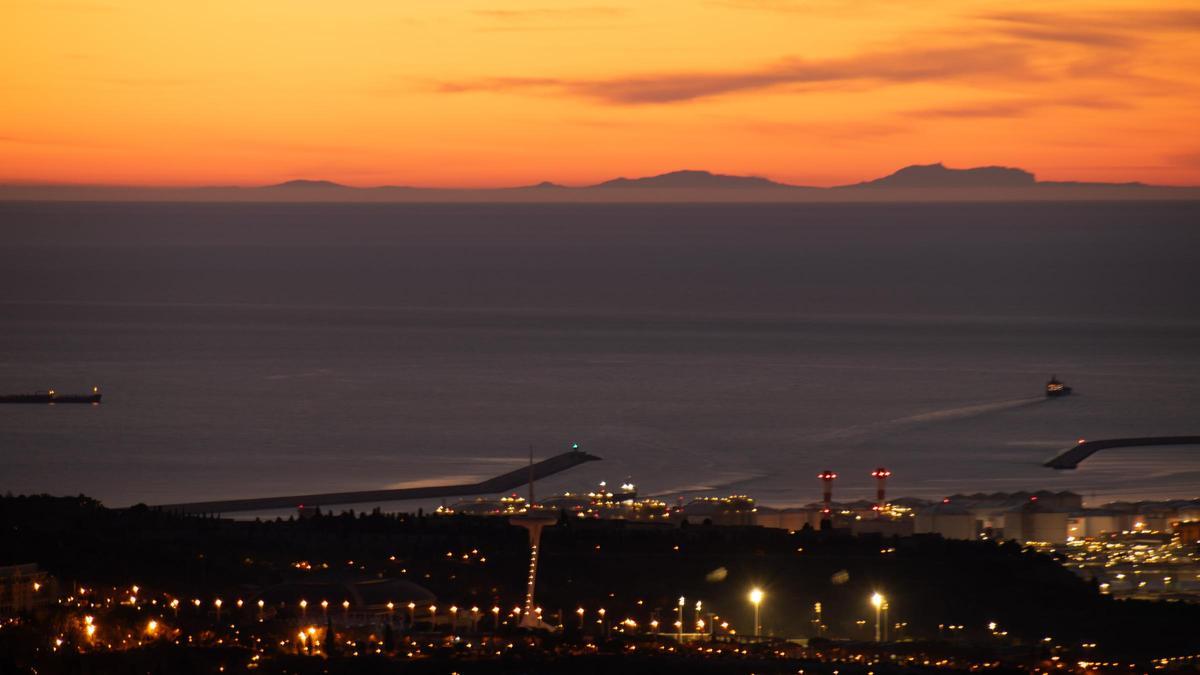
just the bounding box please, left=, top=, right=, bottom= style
left=436, top=44, right=1034, bottom=104
left=434, top=6, right=1200, bottom=106
left=980, top=9, right=1200, bottom=47
left=910, top=96, right=1129, bottom=119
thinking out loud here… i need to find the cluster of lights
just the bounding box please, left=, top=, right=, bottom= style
left=26, top=581, right=1198, bottom=675
left=438, top=481, right=687, bottom=522
left=1060, top=528, right=1200, bottom=600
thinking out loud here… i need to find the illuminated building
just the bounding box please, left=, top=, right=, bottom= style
left=1177, top=520, right=1200, bottom=547
left=441, top=481, right=674, bottom=522
left=677, top=496, right=757, bottom=526
left=0, top=564, right=53, bottom=616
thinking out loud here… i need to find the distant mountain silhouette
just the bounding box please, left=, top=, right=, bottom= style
left=845, top=163, right=1036, bottom=188
left=266, top=179, right=349, bottom=189
left=1038, top=180, right=1148, bottom=188
left=5, top=164, right=1196, bottom=202
left=591, top=170, right=793, bottom=189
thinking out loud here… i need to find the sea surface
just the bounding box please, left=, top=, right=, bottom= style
left=1, top=201, right=1198, bottom=510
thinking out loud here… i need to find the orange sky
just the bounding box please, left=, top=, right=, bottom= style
left=3, top=1, right=1199, bottom=187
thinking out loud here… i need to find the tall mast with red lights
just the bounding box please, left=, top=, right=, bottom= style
left=871, top=467, right=891, bottom=512
left=817, top=470, right=837, bottom=517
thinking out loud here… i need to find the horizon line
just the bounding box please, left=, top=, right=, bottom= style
left=2, top=162, right=1197, bottom=191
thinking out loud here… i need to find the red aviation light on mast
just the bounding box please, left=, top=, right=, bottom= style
left=871, top=467, right=891, bottom=512
left=818, top=470, right=837, bottom=516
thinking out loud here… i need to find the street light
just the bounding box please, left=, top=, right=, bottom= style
left=677, top=596, right=685, bottom=642
left=748, top=588, right=764, bottom=637
left=870, top=592, right=886, bottom=642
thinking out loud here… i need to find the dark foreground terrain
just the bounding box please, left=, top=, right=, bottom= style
left=2, top=495, right=1198, bottom=673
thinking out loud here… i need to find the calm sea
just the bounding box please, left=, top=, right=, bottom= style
left=1, top=201, right=1198, bottom=509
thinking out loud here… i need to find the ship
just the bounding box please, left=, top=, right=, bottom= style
left=1045, top=376, right=1072, bottom=397
left=0, top=386, right=102, bottom=404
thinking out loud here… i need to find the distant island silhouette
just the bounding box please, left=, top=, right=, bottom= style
left=843, top=163, right=1036, bottom=188
left=269, top=179, right=351, bottom=189
left=592, top=169, right=794, bottom=189
left=2, top=163, right=1194, bottom=202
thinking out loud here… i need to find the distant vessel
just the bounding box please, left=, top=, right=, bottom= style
left=1045, top=376, right=1072, bottom=397
left=0, top=386, right=102, bottom=404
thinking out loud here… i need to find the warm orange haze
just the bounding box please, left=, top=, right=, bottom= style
left=3, top=0, right=1200, bottom=188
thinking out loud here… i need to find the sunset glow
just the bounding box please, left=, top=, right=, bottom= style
left=3, top=1, right=1199, bottom=187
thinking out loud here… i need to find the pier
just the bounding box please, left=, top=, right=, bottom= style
left=152, top=448, right=600, bottom=514
left=1044, top=436, right=1200, bottom=469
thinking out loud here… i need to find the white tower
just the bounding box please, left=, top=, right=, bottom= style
left=510, top=514, right=557, bottom=629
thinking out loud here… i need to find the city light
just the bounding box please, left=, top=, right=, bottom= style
left=870, top=592, right=889, bottom=642
left=676, top=597, right=686, bottom=641
left=9, top=469, right=1200, bottom=673
left=749, top=588, right=764, bottom=637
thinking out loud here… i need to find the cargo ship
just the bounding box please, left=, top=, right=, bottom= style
left=1045, top=376, right=1072, bottom=397
left=0, top=386, right=102, bottom=404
